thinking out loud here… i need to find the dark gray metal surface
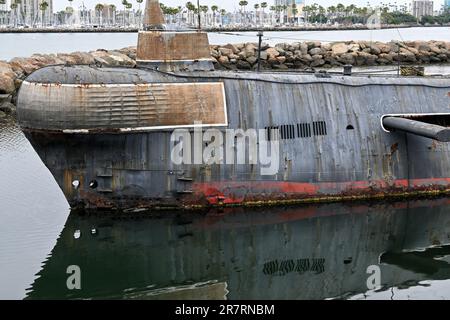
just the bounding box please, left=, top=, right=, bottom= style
left=383, top=116, right=450, bottom=142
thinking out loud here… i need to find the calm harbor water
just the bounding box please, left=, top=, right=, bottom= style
left=0, top=27, right=449, bottom=60
left=1, top=118, right=450, bottom=300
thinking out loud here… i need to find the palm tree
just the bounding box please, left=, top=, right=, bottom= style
left=68, top=0, right=74, bottom=20
left=282, top=4, right=288, bottom=24
left=109, top=4, right=116, bottom=25
left=64, top=7, right=73, bottom=24
left=95, top=3, right=104, bottom=26
left=344, top=4, right=356, bottom=17
left=211, top=5, right=218, bottom=27
left=327, top=5, right=336, bottom=23
left=269, top=5, right=276, bottom=24
left=39, top=1, right=49, bottom=27
left=12, top=0, right=22, bottom=26
left=172, top=7, right=181, bottom=24
left=349, top=4, right=357, bottom=15
left=291, top=3, right=298, bottom=25
left=200, top=5, right=208, bottom=26
left=161, top=6, right=180, bottom=24
left=336, top=3, right=345, bottom=18
left=261, top=2, right=268, bottom=25
left=126, top=2, right=132, bottom=26
left=275, top=5, right=283, bottom=23
left=186, top=2, right=196, bottom=26
left=254, top=4, right=259, bottom=25
left=10, top=2, right=18, bottom=27
left=66, top=0, right=78, bottom=24
left=318, top=5, right=326, bottom=23
left=220, top=8, right=226, bottom=26
left=303, top=5, right=310, bottom=23
left=0, top=0, right=5, bottom=26
left=239, top=1, right=248, bottom=25
left=136, top=0, right=143, bottom=26
left=121, top=0, right=128, bottom=26
left=136, top=0, right=143, bottom=12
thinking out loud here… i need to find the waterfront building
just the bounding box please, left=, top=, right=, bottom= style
left=274, top=0, right=305, bottom=23
left=445, top=0, right=450, bottom=10
left=411, top=0, right=434, bottom=19
left=42, top=0, right=53, bottom=25
left=23, top=0, right=41, bottom=26
left=0, top=1, right=9, bottom=26
left=8, top=0, right=54, bottom=26
left=275, top=0, right=305, bottom=23
left=97, top=4, right=117, bottom=26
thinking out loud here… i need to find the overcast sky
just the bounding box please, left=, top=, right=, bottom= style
left=50, top=0, right=446, bottom=12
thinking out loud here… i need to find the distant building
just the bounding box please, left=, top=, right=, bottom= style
left=39, top=0, right=54, bottom=25
left=23, top=0, right=40, bottom=25
left=411, top=0, right=434, bottom=19
left=11, top=0, right=54, bottom=26
left=274, top=0, right=305, bottom=5
left=445, top=0, right=450, bottom=10
left=98, top=4, right=116, bottom=25
left=274, top=0, right=305, bottom=22
left=275, top=0, right=305, bottom=3
left=0, top=1, right=8, bottom=26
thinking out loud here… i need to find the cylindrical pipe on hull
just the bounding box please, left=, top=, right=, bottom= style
left=383, top=116, right=450, bottom=142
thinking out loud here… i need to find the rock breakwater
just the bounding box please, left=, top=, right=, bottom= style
left=1, top=40, right=449, bottom=116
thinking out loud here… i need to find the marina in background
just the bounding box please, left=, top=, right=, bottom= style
left=0, top=27, right=449, bottom=60
left=0, top=0, right=449, bottom=30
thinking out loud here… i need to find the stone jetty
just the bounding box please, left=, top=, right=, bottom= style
left=211, top=40, right=450, bottom=70
left=1, top=40, right=449, bottom=116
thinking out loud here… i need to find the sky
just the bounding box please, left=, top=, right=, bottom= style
left=50, top=0, right=447, bottom=12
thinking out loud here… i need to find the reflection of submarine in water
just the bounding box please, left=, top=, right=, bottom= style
left=26, top=198, right=450, bottom=300
left=16, top=0, right=450, bottom=211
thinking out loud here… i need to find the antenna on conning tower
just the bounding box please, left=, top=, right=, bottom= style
left=197, top=0, right=201, bottom=30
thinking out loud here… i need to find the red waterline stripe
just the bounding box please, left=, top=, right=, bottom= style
left=193, top=178, right=450, bottom=205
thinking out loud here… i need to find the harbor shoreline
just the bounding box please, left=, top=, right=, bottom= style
left=0, top=24, right=430, bottom=34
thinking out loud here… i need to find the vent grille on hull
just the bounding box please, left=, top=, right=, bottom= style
left=266, top=121, right=327, bottom=141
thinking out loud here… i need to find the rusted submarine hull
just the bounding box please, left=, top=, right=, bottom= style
left=18, top=66, right=450, bottom=210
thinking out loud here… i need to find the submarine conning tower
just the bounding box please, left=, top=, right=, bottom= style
left=136, top=0, right=214, bottom=72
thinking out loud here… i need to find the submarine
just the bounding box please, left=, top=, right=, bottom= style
left=16, top=0, right=450, bottom=211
